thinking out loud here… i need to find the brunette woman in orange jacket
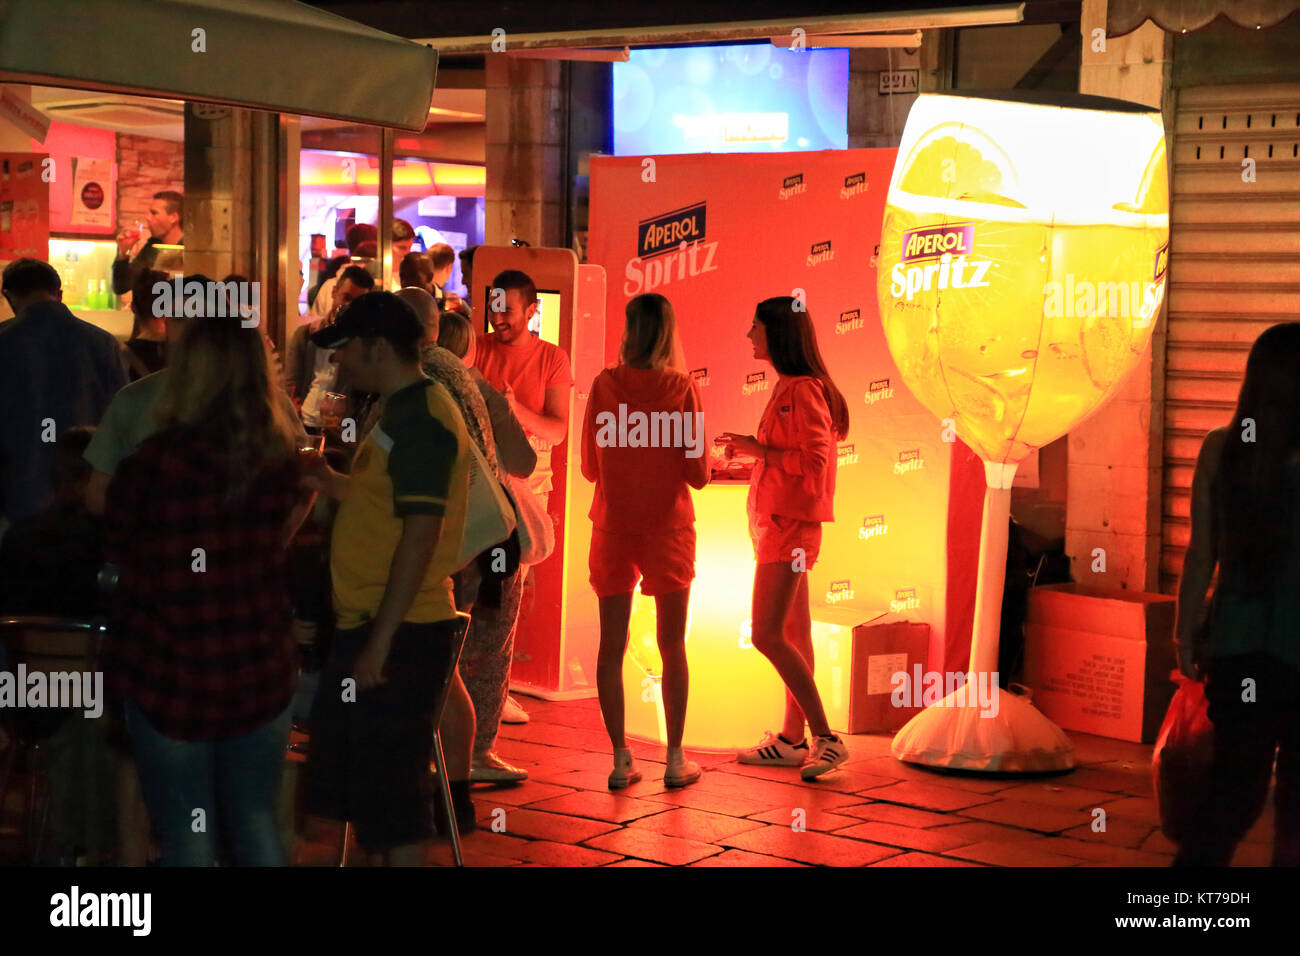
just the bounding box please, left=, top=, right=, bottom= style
left=716, top=296, right=851, bottom=780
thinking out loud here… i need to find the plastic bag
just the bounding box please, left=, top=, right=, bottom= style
left=1151, top=669, right=1215, bottom=842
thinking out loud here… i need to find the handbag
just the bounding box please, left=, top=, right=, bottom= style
left=454, top=437, right=517, bottom=572
left=1151, top=669, right=1215, bottom=843
left=505, top=475, right=556, bottom=566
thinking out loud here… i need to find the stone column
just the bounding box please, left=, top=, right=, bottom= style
left=1070, top=0, right=1172, bottom=591
left=485, top=55, right=566, bottom=248
left=182, top=104, right=255, bottom=281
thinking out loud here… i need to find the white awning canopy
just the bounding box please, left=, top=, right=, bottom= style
left=0, top=0, right=437, bottom=130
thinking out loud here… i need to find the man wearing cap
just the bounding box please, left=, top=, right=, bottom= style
left=302, top=290, right=476, bottom=863
left=286, top=264, right=375, bottom=431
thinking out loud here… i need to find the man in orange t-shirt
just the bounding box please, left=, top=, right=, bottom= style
left=474, top=269, right=574, bottom=509
left=470, top=268, right=574, bottom=732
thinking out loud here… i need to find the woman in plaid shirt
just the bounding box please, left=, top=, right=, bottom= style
left=104, top=314, right=315, bottom=866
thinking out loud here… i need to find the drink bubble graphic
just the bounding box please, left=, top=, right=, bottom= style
left=877, top=92, right=1168, bottom=773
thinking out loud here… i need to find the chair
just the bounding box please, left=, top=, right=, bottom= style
left=430, top=611, right=473, bottom=867
left=0, top=615, right=108, bottom=864
left=337, top=610, right=472, bottom=867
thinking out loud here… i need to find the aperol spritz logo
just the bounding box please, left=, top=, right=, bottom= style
left=691, top=367, right=711, bottom=388
left=859, top=514, right=887, bottom=540
left=836, top=442, right=859, bottom=467
left=807, top=240, right=835, bottom=267
left=638, top=202, right=706, bottom=258
left=779, top=172, right=806, bottom=200
left=894, top=448, right=924, bottom=475
left=840, top=172, right=868, bottom=199
left=826, top=579, right=855, bottom=604
left=903, top=223, right=974, bottom=261
left=742, top=371, right=769, bottom=396
left=865, top=378, right=895, bottom=405
left=891, top=586, right=921, bottom=613
left=835, top=308, right=865, bottom=335
left=626, top=201, right=718, bottom=297
left=889, top=223, right=992, bottom=302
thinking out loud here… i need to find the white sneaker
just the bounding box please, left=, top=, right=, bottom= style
left=801, top=734, right=849, bottom=780
left=469, top=751, right=529, bottom=783
left=664, top=759, right=702, bottom=788
left=501, top=695, right=530, bottom=724
left=737, top=731, right=809, bottom=766
left=609, top=749, right=642, bottom=789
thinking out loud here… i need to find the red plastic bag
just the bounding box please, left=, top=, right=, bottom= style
left=1151, top=669, right=1215, bottom=842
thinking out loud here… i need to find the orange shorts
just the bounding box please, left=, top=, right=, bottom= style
left=589, top=525, right=696, bottom=598
left=749, top=512, right=821, bottom=569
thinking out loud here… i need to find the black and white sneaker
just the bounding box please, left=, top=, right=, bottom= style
left=737, top=731, right=809, bottom=766
left=801, top=734, right=849, bottom=780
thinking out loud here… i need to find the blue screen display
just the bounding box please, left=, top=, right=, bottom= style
left=613, top=44, right=849, bottom=155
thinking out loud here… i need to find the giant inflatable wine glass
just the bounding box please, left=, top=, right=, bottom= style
left=877, top=92, right=1168, bottom=772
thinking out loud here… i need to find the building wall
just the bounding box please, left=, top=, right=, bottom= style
left=116, top=133, right=183, bottom=235
left=485, top=56, right=565, bottom=248
left=1069, top=0, right=1172, bottom=593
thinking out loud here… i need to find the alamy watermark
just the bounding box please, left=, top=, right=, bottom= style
left=50, top=886, right=150, bottom=935
left=592, top=404, right=705, bottom=458
left=152, top=276, right=260, bottom=327
left=891, top=666, right=1000, bottom=718
left=0, top=666, right=103, bottom=718
left=1042, top=273, right=1165, bottom=328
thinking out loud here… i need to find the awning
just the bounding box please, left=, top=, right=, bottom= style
left=1108, top=0, right=1300, bottom=36
left=0, top=0, right=437, bottom=131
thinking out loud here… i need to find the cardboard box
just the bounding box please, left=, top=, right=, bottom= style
left=1023, top=584, right=1176, bottom=743
left=812, top=606, right=930, bottom=734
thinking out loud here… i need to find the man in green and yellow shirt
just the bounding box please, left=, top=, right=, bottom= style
left=302, top=291, right=472, bottom=866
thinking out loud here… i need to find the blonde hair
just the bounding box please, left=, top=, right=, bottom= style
left=156, top=316, right=298, bottom=499
left=622, top=293, right=686, bottom=372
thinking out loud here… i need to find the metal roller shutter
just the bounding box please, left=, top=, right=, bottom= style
left=1162, top=82, right=1300, bottom=593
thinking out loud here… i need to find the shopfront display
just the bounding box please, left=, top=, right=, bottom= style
left=590, top=147, right=986, bottom=749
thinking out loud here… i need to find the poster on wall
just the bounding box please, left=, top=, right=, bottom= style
left=0, top=152, right=50, bottom=265
left=589, top=149, right=973, bottom=658
left=69, top=156, right=113, bottom=229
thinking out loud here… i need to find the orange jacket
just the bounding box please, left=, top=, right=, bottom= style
left=750, top=375, right=836, bottom=523
left=581, top=366, right=709, bottom=533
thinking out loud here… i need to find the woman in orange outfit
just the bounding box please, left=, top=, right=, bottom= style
left=716, top=296, right=850, bottom=780
left=581, top=293, right=709, bottom=790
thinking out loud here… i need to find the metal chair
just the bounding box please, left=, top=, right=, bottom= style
left=0, top=615, right=108, bottom=864
left=430, top=610, right=473, bottom=867
left=337, top=610, right=472, bottom=867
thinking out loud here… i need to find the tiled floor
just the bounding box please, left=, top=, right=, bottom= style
left=293, top=695, right=1279, bottom=867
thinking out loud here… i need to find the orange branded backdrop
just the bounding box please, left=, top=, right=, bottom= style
left=588, top=150, right=984, bottom=672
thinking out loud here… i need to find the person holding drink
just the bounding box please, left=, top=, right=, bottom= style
left=301, top=291, right=475, bottom=863
left=112, top=191, right=183, bottom=297
left=285, top=264, right=375, bottom=434
left=715, top=296, right=851, bottom=781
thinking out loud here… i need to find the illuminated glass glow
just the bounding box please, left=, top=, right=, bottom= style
left=876, top=94, right=1169, bottom=469
left=620, top=484, right=860, bottom=750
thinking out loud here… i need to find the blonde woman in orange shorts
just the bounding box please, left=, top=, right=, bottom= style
left=581, top=293, right=709, bottom=790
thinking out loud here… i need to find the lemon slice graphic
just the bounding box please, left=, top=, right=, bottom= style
left=898, top=122, right=1025, bottom=208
